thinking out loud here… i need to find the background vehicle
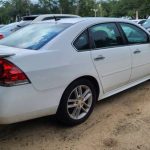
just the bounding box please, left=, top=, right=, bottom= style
left=22, top=15, right=39, bottom=21
left=143, top=19, right=150, bottom=31
left=0, top=21, right=31, bottom=39
left=22, top=14, right=80, bottom=23
left=0, top=18, right=150, bottom=126
left=0, top=25, right=5, bottom=28
left=31, top=14, right=80, bottom=23
left=0, top=14, right=80, bottom=39
left=132, top=19, right=146, bottom=25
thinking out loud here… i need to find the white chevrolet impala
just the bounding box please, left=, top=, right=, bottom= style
left=0, top=18, right=150, bottom=125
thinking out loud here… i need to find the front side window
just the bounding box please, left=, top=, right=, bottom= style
left=89, top=23, right=123, bottom=49
left=120, top=23, right=149, bottom=44
left=74, top=30, right=90, bottom=51
left=0, top=23, right=72, bottom=50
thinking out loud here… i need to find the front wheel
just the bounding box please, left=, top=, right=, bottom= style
left=56, top=79, right=97, bottom=126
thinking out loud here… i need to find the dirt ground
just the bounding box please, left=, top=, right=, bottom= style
left=1, top=81, right=150, bottom=150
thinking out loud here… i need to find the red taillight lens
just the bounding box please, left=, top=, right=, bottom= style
left=0, top=34, right=4, bottom=40
left=0, top=58, right=30, bottom=86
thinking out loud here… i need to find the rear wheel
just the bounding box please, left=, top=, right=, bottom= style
left=56, top=79, right=97, bottom=126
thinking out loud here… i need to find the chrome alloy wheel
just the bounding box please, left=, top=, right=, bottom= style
left=67, top=85, right=93, bottom=120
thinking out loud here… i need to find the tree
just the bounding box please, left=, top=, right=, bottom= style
left=77, top=0, right=95, bottom=16
left=38, top=0, right=57, bottom=13
left=0, top=0, right=32, bottom=23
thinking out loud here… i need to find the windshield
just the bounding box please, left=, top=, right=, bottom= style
left=0, top=23, right=72, bottom=50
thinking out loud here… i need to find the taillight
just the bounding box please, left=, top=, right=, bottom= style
left=0, top=58, right=30, bottom=86
left=0, top=34, right=4, bottom=40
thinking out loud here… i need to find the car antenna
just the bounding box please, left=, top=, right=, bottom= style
left=53, top=16, right=60, bottom=23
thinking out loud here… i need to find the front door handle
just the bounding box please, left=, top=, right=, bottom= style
left=94, top=55, right=105, bottom=61
left=134, top=50, right=141, bottom=54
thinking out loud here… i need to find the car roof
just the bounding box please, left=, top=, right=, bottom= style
left=35, top=14, right=80, bottom=17
left=39, top=17, right=135, bottom=25
left=32, top=14, right=80, bottom=23
left=32, top=17, right=149, bottom=34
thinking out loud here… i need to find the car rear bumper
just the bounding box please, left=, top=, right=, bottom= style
left=0, top=84, right=63, bottom=124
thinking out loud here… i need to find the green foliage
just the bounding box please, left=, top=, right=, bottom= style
left=0, top=0, right=32, bottom=23
left=78, top=0, right=95, bottom=16
left=100, top=0, right=150, bottom=18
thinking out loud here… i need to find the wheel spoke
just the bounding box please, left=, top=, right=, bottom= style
left=83, top=102, right=90, bottom=108
left=74, top=86, right=82, bottom=98
left=81, top=107, right=88, bottom=113
left=72, top=107, right=81, bottom=118
left=68, top=103, right=78, bottom=109
left=68, top=99, right=78, bottom=103
left=74, top=88, right=79, bottom=98
left=75, top=107, right=81, bottom=119
left=78, top=86, right=82, bottom=96
left=82, top=89, right=90, bottom=98
left=83, top=93, right=92, bottom=102
left=72, top=107, right=78, bottom=117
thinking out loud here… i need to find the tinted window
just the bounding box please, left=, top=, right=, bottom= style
left=43, top=17, right=53, bottom=21
left=90, top=23, right=123, bottom=49
left=74, top=31, right=90, bottom=51
left=0, top=23, right=72, bottom=50
left=120, top=23, right=149, bottom=44
left=23, top=16, right=38, bottom=21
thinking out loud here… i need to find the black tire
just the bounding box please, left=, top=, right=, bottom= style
left=56, top=78, right=97, bottom=126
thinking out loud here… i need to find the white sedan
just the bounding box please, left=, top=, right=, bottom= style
left=0, top=18, right=150, bottom=126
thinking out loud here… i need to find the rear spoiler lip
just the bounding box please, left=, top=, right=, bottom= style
left=0, top=53, right=16, bottom=58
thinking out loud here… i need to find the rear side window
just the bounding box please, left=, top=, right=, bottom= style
left=0, top=23, right=72, bottom=50
left=74, top=30, right=90, bottom=51
left=90, top=23, right=123, bottom=49
left=120, top=23, right=149, bottom=44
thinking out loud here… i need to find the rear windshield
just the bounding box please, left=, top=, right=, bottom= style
left=0, top=23, right=72, bottom=50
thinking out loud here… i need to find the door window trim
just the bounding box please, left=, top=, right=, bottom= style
left=72, top=22, right=141, bottom=52
left=71, top=21, right=125, bottom=52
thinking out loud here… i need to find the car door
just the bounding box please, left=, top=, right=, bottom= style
left=119, top=22, right=150, bottom=81
left=90, top=23, right=132, bottom=93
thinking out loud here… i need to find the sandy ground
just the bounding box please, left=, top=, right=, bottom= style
left=1, top=81, right=150, bottom=150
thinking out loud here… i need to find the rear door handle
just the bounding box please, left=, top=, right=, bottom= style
left=94, top=55, right=105, bottom=61
left=134, top=50, right=141, bottom=54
